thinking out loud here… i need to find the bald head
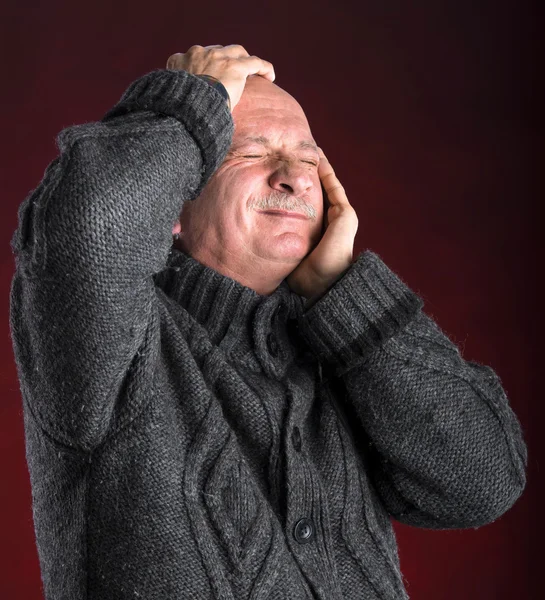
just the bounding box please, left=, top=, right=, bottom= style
left=232, top=75, right=311, bottom=134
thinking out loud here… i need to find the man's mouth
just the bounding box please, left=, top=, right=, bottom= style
left=258, top=210, right=308, bottom=220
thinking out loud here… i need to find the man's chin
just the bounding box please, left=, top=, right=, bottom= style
left=258, top=240, right=311, bottom=263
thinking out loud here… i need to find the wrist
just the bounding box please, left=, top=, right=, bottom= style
left=194, top=74, right=231, bottom=111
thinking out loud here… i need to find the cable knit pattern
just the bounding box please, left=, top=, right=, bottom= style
left=9, top=69, right=527, bottom=600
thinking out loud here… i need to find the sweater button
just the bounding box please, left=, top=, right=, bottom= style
left=293, top=518, right=315, bottom=544
left=266, top=332, right=279, bottom=357
left=291, top=427, right=302, bottom=452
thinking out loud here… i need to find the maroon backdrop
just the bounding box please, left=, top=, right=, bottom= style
left=1, top=0, right=541, bottom=598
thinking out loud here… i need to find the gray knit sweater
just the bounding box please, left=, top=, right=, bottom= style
left=9, top=69, right=528, bottom=600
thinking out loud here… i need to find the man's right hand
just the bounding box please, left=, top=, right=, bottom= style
left=166, top=45, right=275, bottom=111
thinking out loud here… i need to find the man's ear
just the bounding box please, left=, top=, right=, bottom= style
left=172, top=220, right=182, bottom=236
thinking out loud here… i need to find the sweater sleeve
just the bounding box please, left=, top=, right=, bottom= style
left=297, top=249, right=528, bottom=529
left=9, top=69, right=234, bottom=451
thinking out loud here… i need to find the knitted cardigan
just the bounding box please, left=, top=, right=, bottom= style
left=9, top=69, right=528, bottom=600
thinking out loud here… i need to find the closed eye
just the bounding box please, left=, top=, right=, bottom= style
left=242, top=155, right=317, bottom=166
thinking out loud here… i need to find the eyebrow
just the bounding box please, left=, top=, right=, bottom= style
left=237, top=135, right=319, bottom=154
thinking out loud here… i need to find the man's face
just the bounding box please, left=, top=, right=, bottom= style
left=176, top=76, right=324, bottom=276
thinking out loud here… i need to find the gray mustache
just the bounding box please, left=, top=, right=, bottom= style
left=252, top=192, right=317, bottom=220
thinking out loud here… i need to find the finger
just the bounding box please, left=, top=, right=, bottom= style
left=321, top=175, right=348, bottom=208
left=317, top=151, right=349, bottom=207
left=317, top=149, right=336, bottom=184
left=221, top=44, right=250, bottom=57
left=240, top=55, right=275, bottom=82
left=166, top=53, right=184, bottom=68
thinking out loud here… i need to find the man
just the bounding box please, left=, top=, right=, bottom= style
left=167, top=48, right=358, bottom=305
left=9, top=44, right=527, bottom=600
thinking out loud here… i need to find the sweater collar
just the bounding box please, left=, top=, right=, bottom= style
left=154, top=247, right=313, bottom=378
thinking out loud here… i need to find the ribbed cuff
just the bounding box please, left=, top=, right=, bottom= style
left=297, top=250, right=424, bottom=371
left=101, top=68, right=234, bottom=198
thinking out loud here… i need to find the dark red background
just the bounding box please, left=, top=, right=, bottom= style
left=1, top=0, right=541, bottom=598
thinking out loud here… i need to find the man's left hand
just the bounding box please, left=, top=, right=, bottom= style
left=286, top=148, right=359, bottom=301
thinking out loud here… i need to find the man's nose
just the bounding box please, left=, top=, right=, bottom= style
left=268, top=163, right=313, bottom=197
